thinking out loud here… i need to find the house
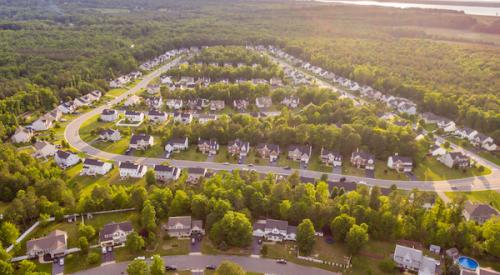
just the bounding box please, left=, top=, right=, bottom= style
left=270, top=77, right=283, bottom=87
left=351, top=150, right=375, bottom=170
left=164, top=137, right=189, bottom=154
left=228, top=139, right=250, bottom=158
left=387, top=154, right=413, bottom=172
left=145, top=96, right=163, bottom=109
left=33, top=141, right=56, bottom=159
left=154, top=165, right=181, bottom=181
left=281, top=96, right=300, bottom=108
left=472, top=133, right=497, bottom=151
left=11, top=126, right=34, bottom=144
left=118, top=161, right=147, bottom=178
left=163, top=216, right=205, bottom=238
left=166, top=99, right=183, bottom=110
left=233, top=99, right=249, bottom=111
left=429, top=245, right=441, bottom=255
left=27, top=230, right=67, bottom=260
left=287, top=145, right=312, bottom=164
left=198, top=139, right=219, bottom=155
left=99, top=222, right=134, bottom=247
left=173, top=111, right=193, bottom=124
left=187, top=98, right=206, bottom=110
left=125, top=110, right=144, bottom=123
left=429, top=144, right=446, bottom=157
left=463, top=201, right=499, bottom=224
left=81, top=158, right=113, bottom=176
left=123, top=95, right=141, bottom=107
left=320, top=148, right=342, bottom=167
left=147, top=110, right=168, bottom=123
left=393, top=245, right=437, bottom=275
left=146, top=84, right=160, bottom=95
left=421, top=112, right=456, bottom=132
left=255, top=97, right=272, bottom=109
left=398, top=102, right=417, bottom=116
left=99, top=129, right=121, bottom=142
left=31, top=115, right=55, bottom=131
left=252, top=219, right=297, bottom=242
left=187, top=167, right=207, bottom=182
left=58, top=101, right=76, bottom=114
left=101, top=109, right=118, bottom=122
left=197, top=114, right=217, bottom=124
left=209, top=100, right=225, bottom=111
left=54, top=150, right=80, bottom=169
left=438, top=152, right=470, bottom=169
left=455, top=127, right=478, bottom=141
left=129, top=134, right=154, bottom=150
left=256, top=143, right=280, bottom=162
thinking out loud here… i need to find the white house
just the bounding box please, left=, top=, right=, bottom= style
left=454, top=127, right=477, bottom=141
left=11, top=126, right=34, bottom=144
left=31, top=116, right=55, bottom=131
left=163, top=216, right=205, bottom=238
left=99, top=222, right=133, bottom=248
left=129, top=134, right=154, bottom=150
left=281, top=96, right=300, bottom=108
left=125, top=110, right=144, bottom=123
left=197, top=114, right=217, bottom=124
left=99, top=129, right=121, bottom=142
left=429, top=144, right=446, bottom=157
left=287, top=145, right=312, bottom=164
left=256, top=143, right=280, bottom=162
left=81, top=158, right=113, bottom=176
left=58, top=101, right=76, bottom=114
left=351, top=150, right=375, bottom=170
left=173, top=112, right=193, bottom=124
left=101, top=109, right=118, bottom=122
left=438, top=152, right=470, bottom=169
left=166, top=99, right=183, bottom=110
left=320, top=148, right=342, bottom=167
left=252, top=219, right=297, bottom=242
left=154, top=165, right=181, bottom=181
left=124, top=95, right=141, bottom=107
left=387, top=154, right=413, bottom=172
left=33, top=141, right=56, bottom=159
left=165, top=137, right=189, bottom=154
left=147, top=110, right=168, bottom=123
left=256, top=97, right=272, bottom=109
left=54, top=150, right=80, bottom=169
left=118, top=161, right=147, bottom=178
left=145, top=96, right=163, bottom=109
left=393, top=245, right=437, bottom=275
left=472, top=133, right=497, bottom=151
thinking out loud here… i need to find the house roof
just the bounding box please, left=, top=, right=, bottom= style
left=148, top=110, right=166, bottom=117
left=167, top=216, right=191, bottom=228
left=34, top=141, right=52, bottom=150
left=464, top=201, right=499, bottom=218
left=449, top=151, right=468, bottom=160
left=83, top=158, right=105, bottom=167
left=266, top=219, right=289, bottom=231
left=257, top=143, right=280, bottom=152
left=188, top=167, right=207, bottom=175
left=56, top=150, right=74, bottom=160
left=125, top=110, right=142, bottom=116
left=102, top=109, right=117, bottom=115
left=390, top=155, right=413, bottom=164
left=154, top=165, right=176, bottom=172
left=99, top=222, right=133, bottom=242
left=26, top=230, right=67, bottom=253
left=321, top=148, right=341, bottom=158
left=119, top=161, right=140, bottom=169
left=100, top=128, right=119, bottom=136
left=198, top=139, right=218, bottom=147
left=352, top=151, right=374, bottom=161
left=229, top=139, right=249, bottom=149
left=167, top=137, right=188, bottom=145
left=130, top=134, right=152, bottom=144
left=288, top=145, right=311, bottom=156
left=394, top=244, right=423, bottom=263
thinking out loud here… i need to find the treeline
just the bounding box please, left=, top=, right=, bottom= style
left=166, top=63, right=283, bottom=81
left=192, top=46, right=273, bottom=66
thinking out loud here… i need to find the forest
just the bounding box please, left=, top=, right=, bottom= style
left=0, top=0, right=499, bottom=142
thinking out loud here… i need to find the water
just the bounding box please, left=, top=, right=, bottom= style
left=458, top=256, right=479, bottom=270
left=315, top=0, right=500, bottom=16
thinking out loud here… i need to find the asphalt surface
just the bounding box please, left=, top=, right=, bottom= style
left=71, top=254, right=339, bottom=275
left=64, top=57, right=500, bottom=192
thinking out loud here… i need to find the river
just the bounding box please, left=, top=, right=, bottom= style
left=313, top=0, right=500, bottom=16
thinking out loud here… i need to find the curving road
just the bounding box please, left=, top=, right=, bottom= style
left=64, top=58, right=500, bottom=192
left=71, top=254, right=339, bottom=275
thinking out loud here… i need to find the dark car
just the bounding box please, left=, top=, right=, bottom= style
left=339, top=177, right=346, bottom=182
left=206, top=264, right=217, bottom=270
left=276, top=259, right=287, bottom=264
left=284, top=166, right=291, bottom=170
left=165, top=265, right=177, bottom=271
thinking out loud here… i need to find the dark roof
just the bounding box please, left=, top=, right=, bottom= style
left=198, top=139, right=218, bottom=147
left=83, top=158, right=105, bottom=167
left=148, top=110, right=166, bottom=116
left=102, top=109, right=117, bottom=115
left=321, top=148, right=341, bottom=158
left=464, top=201, right=499, bottom=218
left=119, top=161, right=139, bottom=169
left=130, top=134, right=152, bottom=144
left=257, top=143, right=280, bottom=152
left=288, top=145, right=311, bottom=155
left=125, top=110, right=142, bottom=116
left=99, top=222, right=133, bottom=242
left=391, top=155, right=413, bottom=164
left=167, top=137, right=188, bottom=145
left=449, top=152, right=468, bottom=160
left=100, top=128, right=118, bottom=136
left=56, top=150, right=73, bottom=159
left=188, top=167, right=206, bottom=175
left=266, top=219, right=288, bottom=231
left=351, top=151, right=374, bottom=161
left=154, top=165, right=176, bottom=172
left=229, top=139, right=249, bottom=148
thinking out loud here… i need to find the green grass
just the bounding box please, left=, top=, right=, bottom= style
left=114, top=235, right=190, bottom=262
left=201, top=237, right=251, bottom=256
left=307, top=155, right=332, bottom=173
left=91, top=137, right=130, bottom=155
left=64, top=247, right=102, bottom=274
left=79, top=114, right=116, bottom=142
left=342, top=163, right=366, bottom=177
left=106, top=88, right=127, bottom=97
left=29, top=260, right=52, bottom=273
left=213, top=147, right=239, bottom=163
left=276, top=154, right=300, bottom=169
left=133, top=136, right=165, bottom=158
left=422, top=123, right=438, bottom=132
left=374, top=161, right=408, bottom=181
left=478, top=151, right=500, bottom=166
left=414, top=156, right=491, bottom=181
left=173, top=147, right=207, bottom=161
left=445, top=190, right=500, bottom=211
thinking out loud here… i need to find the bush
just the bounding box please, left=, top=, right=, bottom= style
left=87, top=252, right=100, bottom=265
left=378, top=259, right=395, bottom=273
left=261, top=244, right=268, bottom=256
left=478, top=165, right=485, bottom=172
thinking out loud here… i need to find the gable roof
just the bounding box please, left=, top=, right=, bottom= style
left=26, top=230, right=67, bottom=253
left=464, top=201, right=499, bottom=218
left=99, top=222, right=133, bottom=242
left=83, top=158, right=105, bottom=167
left=130, top=134, right=152, bottom=144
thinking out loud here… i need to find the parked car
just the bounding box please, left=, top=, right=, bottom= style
left=276, top=259, right=287, bottom=264
left=165, top=265, right=177, bottom=271
left=107, top=246, right=113, bottom=252
left=134, top=256, right=146, bottom=260
left=102, top=246, right=107, bottom=254
left=206, top=264, right=217, bottom=270
left=59, top=258, right=65, bottom=266
left=284, top=166, right=291, bottom=170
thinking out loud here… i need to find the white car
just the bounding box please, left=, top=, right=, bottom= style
left=59, top=258, right=65, bottom=266
left=134, top=256, right=146, bottom=260
left=102, top=246, right=107, bottom=254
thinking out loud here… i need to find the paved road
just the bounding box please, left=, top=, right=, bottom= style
left=64, top=57, right=500, bottom=192
left=71, top=254, right=339, bottom=275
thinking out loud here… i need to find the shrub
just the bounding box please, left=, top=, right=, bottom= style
left=378, top=259, right=395, bottom=273
left=87, top=252, right=100, bottom=265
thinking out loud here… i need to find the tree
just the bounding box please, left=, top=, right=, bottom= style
left=126, top=232, right=145, bottom=252
left=127, top=259, right=149, bottom=275
left=191, top=194, right=209, bottom=219
left=279, top=200, right=292, bottom=220
left=330, top=214, right=355, bottom=242
left=346, top=223, right=369, bottom=254
left=0, top=260, right=13, bottom=275
left=79, top=236, right=89, bottom=254
left=215, top=261, right=245, bottom=275
left=145, top=170, right=157, bottom=186
left=142, top=200, right=157, bottom=232
left=150, top=254, right=164, bottom=275
left=297, top=219, right=316, bottom=255
left=78, top=224, right=96, bottom=240
left=0, top=222, right=19, bottom=247
left=369, top=186, right=381, bottom=210
left=17, top=260, right=37, bottom=274
left=169, top=190, right=190, bottom=216
left=210, top=211, right=252, bottom=247
left=87, top=252, right=100, bottom=265
left=148, top=187, right=173, bottom=218
left=130, top=186, right=148, bottom=209
left=482, top=217, right=500, bottom=257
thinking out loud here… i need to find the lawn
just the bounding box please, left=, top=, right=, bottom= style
left=307, top=156, right=332, bottom=173
left=342, top=163, right=366, bottom=177
left=414, top=156, right=491, bottom=181
left=213, top=147, right=239, bottom=164
left=374, top=161, right=408, bottom=181
left=91, top=137, right=130, bottom=155
left=79, top=114, right=116, bottom=143
left=422, top=123, right=438, bottom=132
left=478, top=151, right=500, bottom=166
left=173, top=147, right=207, bottom=161
left=201, top=237, right=251, bottom=256
left=64, top=247, right=102, bottom=274
left=106, top=88, right=127, bottom=97
left=276, top=154, right=300, bottom=169
left=243, top=151, right=264, bottom=165
left=133, top=136, right=165, bottom=158
left=114, top=234, right=190, bottom=262
left=445, top=190, right=500, bottom=211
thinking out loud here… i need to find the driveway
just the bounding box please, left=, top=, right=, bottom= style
left=406, top=172, right=417, bottom=181
left=52, top=260, right=64, bottom=275
left=251, top=237, right=262, bottom=256
left=206, top=155, right=215, bottom=162
left=332, top=166, right=342, bottom=174
left=365, top=169, right=375, bottom=178
left=102, top=250, right=115, bottom=264
left=72, top=254, right=339, bottom=275
left=190, top=235, right=202, bottom=253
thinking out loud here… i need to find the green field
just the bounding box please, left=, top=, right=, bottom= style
left=374, top=161, right=408, bottom=181
left=446, top=190, right=500, bottom=211
left=201, top=237, right=251, bottom=256
left=173, top=147, right=207, bottom=161
left=414, top=156, right=491, bottom=181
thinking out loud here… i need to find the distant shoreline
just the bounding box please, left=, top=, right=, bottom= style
left=313, top=0, right=500, bottom=8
